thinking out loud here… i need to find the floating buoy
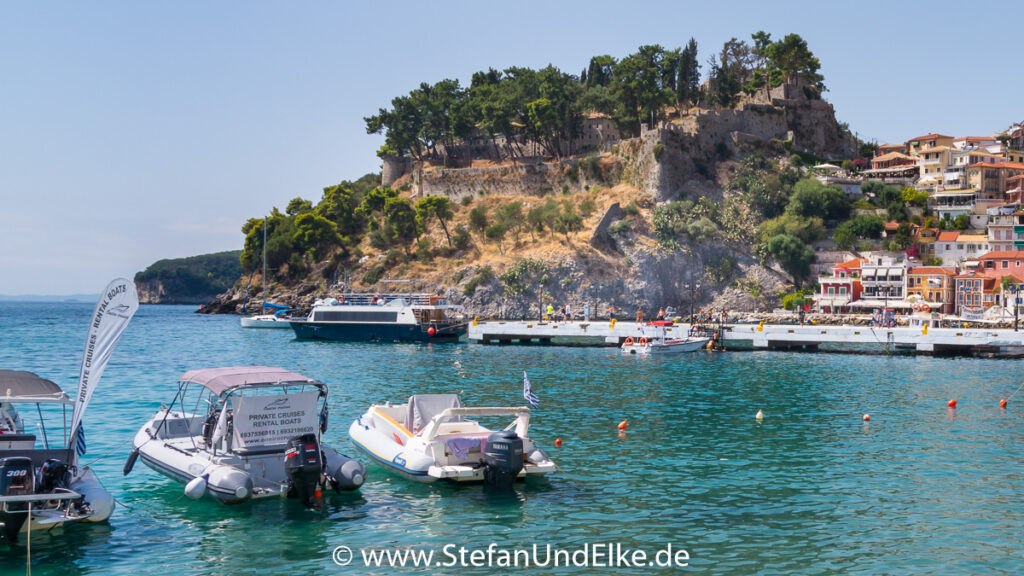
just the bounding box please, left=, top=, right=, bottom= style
left=314, top=489, right=323, bottom=499
left=755, top=409, right=764, bottom=420
left=555, top=438, right=562, bottom=447
left=947, top=399, right=957, bottom=409
left=1000, top=398, right=1008, bottom=408
left=617, top=420, right=628, bottom=430
left=427, top=327, right=436, bottom=336
left=862, top=414, right=870, bottom=421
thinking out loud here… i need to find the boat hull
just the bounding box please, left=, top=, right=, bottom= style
left=240, top=315, right=292, bottom=329
left=291, top=321, right=464, bottom=342
left=622, top=337, right=710, bottom=354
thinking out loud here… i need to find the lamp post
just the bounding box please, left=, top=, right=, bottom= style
left=1013, top=284, right=1019, bottom=332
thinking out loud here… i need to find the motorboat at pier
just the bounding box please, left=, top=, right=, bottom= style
left=290, top=293, right=466, bottom=342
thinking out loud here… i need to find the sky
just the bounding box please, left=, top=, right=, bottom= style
left=2, top=1, right=1023, bottom=295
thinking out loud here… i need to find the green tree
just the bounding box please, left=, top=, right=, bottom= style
left=469, top=205, right=490, bottom=237
left=609, top=45, right=674, bottom=136
left=893, top=222, right=914, bottom=249
left=293, top=213, right=342, bottom=259
left=384, top=197, right=419, bottom=253
left=766, top=234, right=815, bottom=285
left=953, top=214, right=969, bottom=230
left=762, top=33, right=824, bottom=91
left=832, top=222, right=857, bottom=251
left=786, top=179, right=850, bottom=220
left=355, top=187, right=398, bottom=230
left=497, top=201, right=525, bottom=244
left=677, top=38, right=701, bottom=106
left=415, top=196, right=455, bottom=248
left=757, top=213, right=824, bottom=244
left=286, top=197, right=313, bottom=216
left=485, top=223, right=508, bottom=254
left=554, top=205, right=584, bottom=242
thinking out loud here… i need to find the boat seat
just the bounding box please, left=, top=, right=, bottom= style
left=405, top=394, right=462, bottom=434
left=0, top=448, right=72, bottom=468
left=232, top=444, right=287, bottom=456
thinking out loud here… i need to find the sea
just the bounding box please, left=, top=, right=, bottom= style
left=2, top=302, right=1023, bottom=575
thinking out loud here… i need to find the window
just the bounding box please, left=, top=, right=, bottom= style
left=828, top=287, right=834, bottom=294
left=839, top=287, right=847, bottom=295
left=1004, top=261, right=1010, bottom=268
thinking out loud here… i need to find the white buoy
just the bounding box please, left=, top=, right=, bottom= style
left=185, top=475, right=208, bottom=500
left=755, top=409, right=764, bottom=420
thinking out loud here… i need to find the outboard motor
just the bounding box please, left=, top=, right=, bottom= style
left=37, top=459, right=68, bottom=493
left=0, top=457, right=34, bottom=542
left=483, top=431, right=524, bottom=489
left=285, top=433, right=324, bottom=507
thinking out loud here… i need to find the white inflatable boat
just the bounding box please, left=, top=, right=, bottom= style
left=349, top=394, right=555, bottom=487
left=126, top=367, right=365, bottom=506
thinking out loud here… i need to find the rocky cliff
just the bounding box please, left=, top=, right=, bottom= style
left=202, top=93, right=856, bottom=318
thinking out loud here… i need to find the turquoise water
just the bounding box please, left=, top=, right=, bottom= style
left=2, top=302, right=1024, bottom=575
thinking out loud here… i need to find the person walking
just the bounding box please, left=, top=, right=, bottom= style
left=565, top=303, right=571, bottom=323
left=584, top=303, right=591, bottom=321
left=609, top=304, right=616, bottom=321
left=546, top=304, right=554, bottom=320
left=636, top=307, right=643, bottom=323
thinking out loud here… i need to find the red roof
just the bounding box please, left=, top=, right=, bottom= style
left=834, top=258, right=862, bottom=269
left=954, top=136, right=994, bottom=142
left=908, top=266, right=957, bottom=275
left=971, top=162, right=1024, bottom=170
left=937, top=231, right=959, bottom=242
left=884, top=221, right=900, bottom=231
left=979, top=251, right=1024, bottom=260
left=909, top=133, right=953, bottom=142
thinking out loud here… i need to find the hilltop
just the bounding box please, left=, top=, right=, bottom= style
left=200, top=34, right=866, bottom=317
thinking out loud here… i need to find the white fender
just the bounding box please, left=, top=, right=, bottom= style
left=185, top=475, right=208, bottom=500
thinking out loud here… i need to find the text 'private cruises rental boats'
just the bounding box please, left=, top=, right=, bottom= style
left=290, top=293, right=466, bottom=342
left=349, top=394, right=555, bottom=488
left=0, top=278, right=138, bottom=543
left=126, top=367, right=365, bottom=507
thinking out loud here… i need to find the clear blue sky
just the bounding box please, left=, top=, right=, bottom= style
left=3, top=1, right=1022, bottom=295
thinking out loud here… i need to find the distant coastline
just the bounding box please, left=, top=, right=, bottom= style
left=0, top=294, right=99, bottom=302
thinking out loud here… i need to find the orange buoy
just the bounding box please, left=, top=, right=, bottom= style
left=624, top=337, right=634, bottom=346
left=427, top=326, right=436, bottom=336
left=617, top=420, right=628, bottom=430
left=314, top=489, right=323, bottom=499
left=555, top=438, right=562, bottom=447
left=1000, top=398, right=1008, bottom=408
left=639, top=337, right=648, bottom=346
left=862, top=414, right=870, bottom=421
left=947, top=399, right=957, bottom=409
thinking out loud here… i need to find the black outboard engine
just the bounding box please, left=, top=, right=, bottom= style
left=483, top=431, right=524, bottom=489
left=285, top=433, right=324, bottom=507
left=0, top=457, right=34, bottom=542
left=37, top=459, right=68, bottom=493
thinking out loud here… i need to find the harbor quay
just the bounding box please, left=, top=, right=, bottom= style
left=468, top=320, right=1024, bottom=355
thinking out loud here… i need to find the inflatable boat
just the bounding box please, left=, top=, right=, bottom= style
left=127, top=367, right=365, bottom=506
left=349, top=394, right=555, bottom=487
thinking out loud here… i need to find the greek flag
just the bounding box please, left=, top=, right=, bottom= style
left=523, top=372, right=539, bottom=408
left=76, top=425, right=87, bottom=456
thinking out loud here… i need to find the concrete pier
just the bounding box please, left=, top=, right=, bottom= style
left=468, top=320, right=1024, bottom=355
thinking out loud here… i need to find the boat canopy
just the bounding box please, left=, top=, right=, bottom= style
left=406, top=394, right=461, bottom=434
left=179, top=366, right=316, bottom=396
left=262, top=302, right=290, bottom=310
left=0, top=370, right=69, bottom=402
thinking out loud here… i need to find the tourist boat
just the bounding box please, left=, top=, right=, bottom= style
left=620, top=335, right=710, bottom=354
left=0, top=278, right=138, bottom=542
left=621, top=323, right=710, bottom=355
left=348, top=394, right=555, bottom=487
left=0, top=371, right=116, bottom=541
left=126, top=366, right=365, bottom=506
left=240, top=303, right=293, bottom=329
left=290, top=293, right=466, bottom=342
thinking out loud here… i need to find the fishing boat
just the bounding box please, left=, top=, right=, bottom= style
left=290, top=293, right=466, bottom=342
left=126, top=366, right=365, bottom=506
left=0, top=278, right=138, bottom=542
left=241, top=218, right=291, bottom=329
left=348, top=394, right=555, bottom=487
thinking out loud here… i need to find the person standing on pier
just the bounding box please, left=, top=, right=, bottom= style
left=564, top=303, right=571, bottom=323
left=636, top=307, right=643, bottom=323
left=546, top=304, right=554, bottom=320
left=584, top=303, right=590, bottom=321
left=657, top=308, right=666, bottom=321
left=609, top=304, right=616, bottom=321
